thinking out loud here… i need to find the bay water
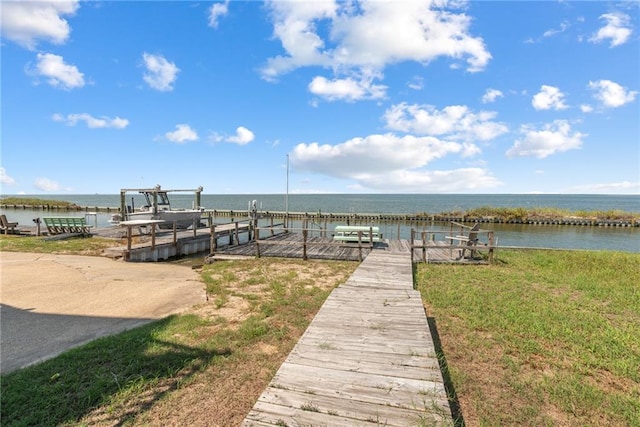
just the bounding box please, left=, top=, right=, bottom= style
left=2, top=193, right=638, bottom=252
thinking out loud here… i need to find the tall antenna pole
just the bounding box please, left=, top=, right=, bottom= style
left=285, top=154, right=289, bottom=228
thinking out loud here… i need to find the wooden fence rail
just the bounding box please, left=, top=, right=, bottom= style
left=410, top=226, right=496, bottom=263
left=254, top=225, right=377, bottom=261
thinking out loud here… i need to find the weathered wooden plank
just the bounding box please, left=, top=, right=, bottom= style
left=242, top=247, right=451, bottom=425
left=288, top=342, right=441, bottom=370
left=284, top=347, right=442, bottom=381
left=308, top=301, right=428, bottom=319
left=247, top=387, right=449, bottom=426
left=297, top=334, right=436, bottom=355
left=244, top=398, right=447, bottom=427
left=269, top=363, right=447, bottom=404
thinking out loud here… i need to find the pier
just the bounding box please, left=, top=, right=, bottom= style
left=100, top=219, right=493, bottom=264
left=242, top=249, right=452, bottom=426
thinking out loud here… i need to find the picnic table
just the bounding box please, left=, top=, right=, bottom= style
left=43, top=217, right=93, bottom=236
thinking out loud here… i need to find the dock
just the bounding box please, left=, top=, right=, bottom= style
left=242, top=249, right=452, bottom=426
left=102, top=222, right=252, bottom=262
left=101, top=223, right=491, bottom=264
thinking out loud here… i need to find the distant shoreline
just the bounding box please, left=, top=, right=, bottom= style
left=1, top=203, right=638, bottom=228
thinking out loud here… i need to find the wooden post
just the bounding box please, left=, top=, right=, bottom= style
left=151, top=223, right=156, bottom=250
left=173, top=221, right=177, bottom=246
left=488, top=231, right=495, bottom=263
left=357, top=231, right=363, bottom=261
left=253, top=218, right=258, bottom=242
left=210, top=224, right=216, bottom=255
left=255, top=227, right=261, bottom=258
left=421, top=231, right=426, bottom=263
left=303, top=228, right=308, bottom=260
left=270, top=216, right=274, bottom=237
left=234, top=221, right=239, bottom=245
left=127, top=225, right=133, bottom=251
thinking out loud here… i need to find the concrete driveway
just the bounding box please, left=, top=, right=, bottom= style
left=0, top=252, right=205, bottom=373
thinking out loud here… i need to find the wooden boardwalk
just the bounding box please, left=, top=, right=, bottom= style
left=242, top=250, right=453, bottom=427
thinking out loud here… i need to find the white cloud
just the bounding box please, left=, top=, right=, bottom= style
left=291, top=134, right=501, bottom=192
left=588, top=79, right=638, bottom=108
left=226, top=126, right=255, bottom=145
left=407, top=76, right=424, bottom=91
left=543, top=21, right=569, bottom=38
left=208, top=1, right=229, bottom=28
left=580, top=104, right=594, bottom=113
left=1, top=167, right=16, bottom=186
left=353, top=168, right=502, bottom=192
left=31, top=53, right=85, bottom=90
left=0, top=0, right=79, bottom=50
left=482, top=88, right=503, bottom=104
left=52, top=113, right=129, bottom=129
left=262, top=0, right=491, bottom=82
left=292, top=133, right=463, bottom=177
left=142, top=53, right=180, bottom=91
left=34, top=177, right=64, bottom=192
left=308, top=73, right=387, bottom=101
left=290, top=133, right=502, bottom=191
left=383, top=103, right=508, bottom=142
left=506, top=120, right=586, bottom=159
left=589, top=12, right=632, bottom=47
left=165, top=124, right=198, bottom=143
left=532, top=85, right=568, bottom=110
left=568, top=181, right=640, bottom=194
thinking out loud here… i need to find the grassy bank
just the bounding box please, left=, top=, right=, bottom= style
left=0, top=197, right=78, bottom=208
left=0, top=234, right=120, bottom=255
left=416, top=250, right=640, bottom=426
left=1, top=248, right=638, bottom=426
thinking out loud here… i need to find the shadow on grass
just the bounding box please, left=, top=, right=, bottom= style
left=427, top=316, right=465, bottom=427
left=1, top=314, right=230, bottom=426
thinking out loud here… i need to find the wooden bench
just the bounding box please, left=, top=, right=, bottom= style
left=0, top=214, right=19, bottom=235
left=446, top=222, right=481, bottom=259
left=43, top=217, right=93, bottom=236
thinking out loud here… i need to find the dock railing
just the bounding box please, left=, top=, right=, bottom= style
left=254, top=223, right=378, bottom=261
left=411, top=222, right=496, bottom=263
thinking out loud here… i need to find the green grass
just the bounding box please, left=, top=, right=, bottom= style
left=0, top=234, right=120, bottom=255
left=0, top=257, right=357, bottom=426
left=2, top=241, right=638, bottom=426
left=0, top=197, right=79, bottom=207
left=0, top=316, right=229, bottom=427
left=415, top=249, right=640, bottom=426
left=417, top=206, right=639, bottom=222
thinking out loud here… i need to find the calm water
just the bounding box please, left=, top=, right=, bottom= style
left=2, top=194, right=639, bottom=252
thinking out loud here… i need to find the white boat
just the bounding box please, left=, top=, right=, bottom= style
left=112, top=185, right=205, bottom=229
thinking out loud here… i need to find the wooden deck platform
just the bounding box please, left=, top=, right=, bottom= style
left=102, top=222, right=251, bottom=261
left=101, top=224, right=489, bottom=264
left=215, top=233, right=489, bottom=264
left=242, top=250, right=452, bottom=426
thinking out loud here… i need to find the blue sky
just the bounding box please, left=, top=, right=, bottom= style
left=1, top=0, right=638, bottom=195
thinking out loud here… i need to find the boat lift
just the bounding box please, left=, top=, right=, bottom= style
left=118, top=185, right=204, bottom=218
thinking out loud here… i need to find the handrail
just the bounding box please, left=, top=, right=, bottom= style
left=410, top=227, right=496, bottom=263
left=254, top=225, right=375, bottom=261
